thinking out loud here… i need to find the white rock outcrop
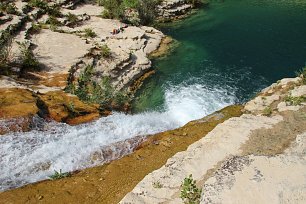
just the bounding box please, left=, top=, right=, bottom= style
left=121, top=77, right=306, bottom=204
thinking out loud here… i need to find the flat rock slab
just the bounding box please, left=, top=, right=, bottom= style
left=32, top=29, right=91, bottom=73
left=62, top=4, right=104, bottom=16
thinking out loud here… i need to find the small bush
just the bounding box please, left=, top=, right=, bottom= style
left=101, top=9, right=111, bottom=19
left=46, top=5, right=62, bottom=17
left=152, top=181, right=163, bottom=188
left=297, top=67, right=306, bottom=85
left=0, top=31, right=13, bottom=72
left=28, top=0, right=48, bottom=10
left=284, top=95, right=305, bottom=106
left=48, top=169, right=71, bottom=180
left=30, top=23, right=42, bottom=34
left=66, top=12, right=79, bottom=27
left=22, top=4, right=32, bottom=13
left=99, top=0, right=124, bottom=19
left=83, top=28, right=97, bottom=38
left=46, top=16, right=62, bottom=26
left=186, top=0, right=202, bottom=7
left=137, top=0, right=159, bottom=25
left=100, top=44, right=111, bottom=58
left=122, top=0, right=140, bottom=9
left=0, top=2, right=19, bottom=15
left=65, top=65, right=129, bottom=109
left=262, top=107, right=272, bottom=116
left=180, top=174, right=202, bottom=204
left=18, top=42, right=40, bottom=74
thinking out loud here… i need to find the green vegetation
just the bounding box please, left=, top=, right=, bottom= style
left=296, top=66, right=306, bottom=85
left=152, top=181, right=163, bottom=188
left=100, top=44, right=112, bottom=58
left=0, top=31, right=13, bottom=74
left=180, top=175, right=202, bottom=204
left=18, top=42, right=40, bottom=74
left=284, top=95, right=306, bottom=106
left=0, top=32, right=39, bottom=75
left=186, top=0, right=202, bottom=7
left=65, top=65, right=129, bottom=109
left=99, top=0, right=162, bottom=25
left=262, top=107, right=272, bottom=116
left=66, top=12, right=79, bottom=27
left=30, top=23, right=42, bottom=34
left=83, top=28, right=97, bottom=38
left=0, top=2, right=19, bottom=15
left=47, top=16, right=62, bottom=26
left=48, top=169, right=71, bottom=180
left=28, top=0, right=48, bottom=10
left=298, top=112, right=306, bottom=120
left=28, top=0, right=62, bottom=17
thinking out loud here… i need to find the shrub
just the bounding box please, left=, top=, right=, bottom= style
left=98, top=0, right=160, bottom=25
left=28, top=0, right=48, bottom=10
left=180, top=175, right=202, bottom=204
left=100, top=44, right=111, bottom=58
left=0, top=31, right=13, bottom=73
left=66, top=12, right=79, bottom=27
left=100, top=0, right=124, bottom=19
left=48, top=169, right=71, bottom=180
left=137, top=0, right=159, bottom=25
left=18, top=41, right=40, bottom=74
left=101, top=9, right=111, bottom=19
left=122, top=0, right=140, bottom=9
left=284, top=95, right=305, bottom=106
left=0, top=2, right=19, bottom=15
left=262, top=107, right=272, bottom=116
left=186, top=0, right=202, bottom=7
left=66, top=65, right=129, bottom=109
left=152, top=181, right=163, bottom=188
left=46, top=16, right=62, bottom=26
left=30, top=23, right=42, bottom=34
left=83, top=28, right=97, bottom=38
left=46, top=5, right=62, bottom=17
left=297, top=67, right=306, bottom=85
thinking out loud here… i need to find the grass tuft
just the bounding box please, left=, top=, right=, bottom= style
left=180, top=174, right=202, bottom=204
left=48, top=169, right=71, bottom=180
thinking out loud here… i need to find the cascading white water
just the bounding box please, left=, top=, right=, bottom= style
left=0, top=81, right=237, bottom=191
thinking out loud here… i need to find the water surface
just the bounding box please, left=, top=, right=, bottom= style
left=134, top=0, right=306, bottom=111
left=1, top=0, right=306, bottom=191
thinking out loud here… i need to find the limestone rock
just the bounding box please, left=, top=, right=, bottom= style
left=32, top=29, right=91, bottom=73
left=120, top=77, right=306, bottom=204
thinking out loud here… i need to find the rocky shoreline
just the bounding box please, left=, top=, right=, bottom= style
left=0, top=105, right=243, bottom=203
left=0, top=0, right=198, bottom=133
left=1, top=74, right=305, bottom=203
left=121, top=75, right=306, bottom=203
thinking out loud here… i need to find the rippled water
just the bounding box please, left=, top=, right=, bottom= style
left=133, top=0, right=306, bottom=111
left=0, top=80, right=235, bottom=191
left=1, top=0, right=306, bottom=191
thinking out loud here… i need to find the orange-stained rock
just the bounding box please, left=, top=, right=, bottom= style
left=0, top=88, right=38, bottom=118
left=0, top=88, right=39, bottom=134
left=66, top=112, right=100, bottom=125
left=36, top=72, right=69, bottom=88
left=37, top=91, right=100, bottom=123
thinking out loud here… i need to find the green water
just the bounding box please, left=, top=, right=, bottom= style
left=133, top=0, right=306, bottom=112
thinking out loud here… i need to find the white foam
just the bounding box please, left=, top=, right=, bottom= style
left=0, top=82, right=236, bottom=191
